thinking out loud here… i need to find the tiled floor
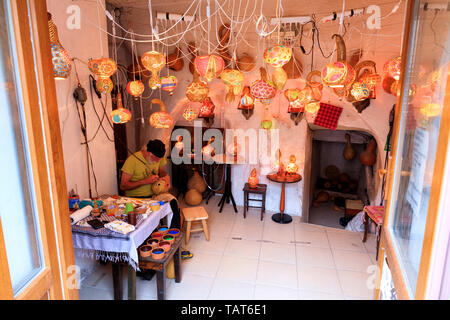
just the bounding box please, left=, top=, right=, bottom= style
left=79, top=195, right=378, bottom=300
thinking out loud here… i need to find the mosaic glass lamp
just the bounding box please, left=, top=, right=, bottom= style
left=48, top=13, right=71, bottom=80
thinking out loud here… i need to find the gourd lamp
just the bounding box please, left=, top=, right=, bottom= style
left=149, top=98, right=173, bottom=129
left=48, top=13, right=71, bottom=80
left=286, top=155, right=298, bottom=174
left=194, top=54, right=225, bottom=82
left=186, top=72, right=209, bottom=102
left=348, top=60, right=380, bottom=102
left=160, top=75, right=178, bottom=95
left=220, top=69, right=244, bottom=102
left=110, top=92, right=131, bottom=124
left=238, top=86, right=255, bottom=120
left=182, top=106, right=197, bottom=122
left=250, top=68, right=277, bottom=105
left=88, top=57, right=117, bottom=94
left=141, top=51, right=166, bottom=90
left=126, top=80, right=145, bottom=98
left=305, top=100, right=320, bottom=114
left=264, top=45, right=292, bottom=91
left=248, top=168, right=259, bottom=189
left=198, top=97, right=215, bottom=127
left=383, top=56, right=401, bottom=81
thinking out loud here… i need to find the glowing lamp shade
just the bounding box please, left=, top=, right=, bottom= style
left=110, top=92, right=131, bottom=124
left=286, top=155, right=298, bottom=174
left=186, top=72, right=209, bottom=102
left=250, top=68, right=276, bottom=105
left=238, top=86, right=254, bottom=110
left=220, top=69, right=244, bottom=102
left=248, top=168, right=259, bottom=188
left=383, top=57, right=401, bottom=81
left=182, top=107, right=197, bottom=122
left=141, top=51, right=166, bottom=89
left=350, top=81, right=371, bottom=101
left=160, top=75, right=178, bottom=95
left=126, top=80, right=145, bottom=98
left=306, top=70, right=323, bottom=101
left=88, top=58, right=117, bottom=94
left=149, top=98, right=173, bottom=129
left=305, top=101, right=320, bottom=114
left=194, top=54, right=225, bottom=82
left=198, top=97, right=215, bottom=118
left=264, top=45, right=292, bottom=68
left=420, top=103, right=442, bottom=118
left=284, top=88, right=302, bottom=102
left=48, top=14, right=71, bottom=79
left=288, top=99, right=304, bottom=113
left=261, top=119, right=273, bottom=130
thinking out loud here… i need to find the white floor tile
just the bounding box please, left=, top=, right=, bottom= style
left=182, top=252, right=222, bottom=278
left=332, top=249, right=374, bottom=272
left=294, top=222, right=327, bottom=234
left=262, top=223, right=296, bottom=244
left=296, top=246, right=335, bottom=269
left=208, top=278, right=255, bottom=300
left=254, top=284, right=299, bottom=300
left=363, top=234, right=378, bottom=254
left=167, top=274, right=214, bottom=300
left=79, top=286, right=114, bottom=300
left=256, top=261, right=298, bottom=289
left=216, top=255, right=259, bottom=284
left=82, top=264, right=126, bottom=292
left=326, top=230, right=366, bottom=252
left=297, top=265, right=342, bottom=295
left=337, top=270, right=375, bottom=299
left=294, top=230, right=330, bottom=248
left=185, top=235, right=229, bottom=256
left=230, top=219, right=264, bottom=240
left=224, top=238, right=261, bottom=259
left=298, top=290, right=345, bottom=300
left=260, top=242, right=296, bottom=265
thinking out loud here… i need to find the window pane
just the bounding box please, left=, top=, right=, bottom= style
left=388, top=0, right=450, bottom=296
left=0, top=0, right=43, bottom=295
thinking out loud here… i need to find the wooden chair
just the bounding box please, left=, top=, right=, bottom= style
left=243, top=183, right=267, bottom=220
left=362, top=205, right=385, bottom=260
left=181, top=206, right=210, bottom=244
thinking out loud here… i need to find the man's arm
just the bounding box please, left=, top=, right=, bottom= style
left=120, top=171, right=159, bottom=191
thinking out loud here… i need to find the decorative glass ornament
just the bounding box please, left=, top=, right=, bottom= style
left=48, top=13, right=71, bottom=79
left=126, top=80, right=145, bottom=98
left=350, top=82, right=371, bottom=101
left=261, top=119, right=273, bottom=130
left=220, top=69, right=244, bottom=102
left=264, top=45, right=292, bottom=68
left=182, top=106, right=197, bottom=122
left=238, top=86, right=254, bottom=110
left=383, top=56, right=401, bottom=80
left=284, top=88, right=302, bottom=102
left=141, top=51, right=166, bottom=90
left=305, top=101, right=320, bottom=114
left=149, top=98, right=173, bottom=129
left=288, top=99, right=304, bottom=113
left=250, top=68, right=276, bottom=105
left=347, top=60, right=380, bottom=102
left=110, top=92, right=131, bottom=124
left=194, top=54, right=225, bottom=82
left=286, top=155, right=298, bottom=174
left=88, top=58, right=117, bottom=94
left=198, top=97, right=215, bottom=118
left=186, top=72, right=209, bottom=102
left=271, top=67, right=288, bottom=90
left=160, top=75, right=178, bottom=95
left=321, top=34, right=355, bottom=91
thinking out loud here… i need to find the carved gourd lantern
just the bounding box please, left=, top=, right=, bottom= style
left=194, top=54, right=225, bottom=82
left=186, top=71, right=209, bottom=102
left=305, top=100, right=320, bottom=114
left=286, top=155, right=298, bottom=174
left=198, top=97, right=215, bottom=127
left=88, top=58, right=117, bottom=94
left=141, top=51, right=166, bottom=90
left=182, top=106, right=197, bottom=122
left=149, top=98, right=173, bottom=129
left=110, top=92, right=131, bottom=124
left=220, top=69, right=244, bottom=102
left=48, top=13, right=71, bottom=79
left=250, top=68, right=277, bottom=105
left=284, top=88, right=304, bottom=124
left=321, top=34, right=355, bottom=95
left=264, top=45, right=292, bottom=91
left=383, top=56, right=401, bottom=81
left=126, top=80, right=145, bottom=98
left=305, top=70, right=323, bottom=101
left=160, top=75, right=178, bottom=95
left=248, top=168, right=259, bottom=189
left=348, top=60, right=380, bottom=102
left=238, top=86, right=255, bottom=120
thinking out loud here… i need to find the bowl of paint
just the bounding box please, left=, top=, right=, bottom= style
left=151, top=247, right=165, bottom=260
left=150, top=202, right=161, bottom=212
left=162, top=234, right=175, bottom=245
left=146, top=238, right=160, bottom=248
left=139, top=245, right=153, bottom=258
left=158, top=226, right=169, bottom=235
left=158, top=240, right=171, bottom=253
left=151, top=231, right=164, bottom=240
left=167, top=228, right=181, bottom=237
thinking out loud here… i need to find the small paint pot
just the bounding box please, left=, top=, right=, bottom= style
left=139, top=245, right=153, bottom=258
left=127, top=212, right=137, bottom=226
left=146, top=238, right=160, bottom=248
left=158, top=240, right=171, bottom=253
left=150, top=202, right=160, bottom=211
left=151, top=231, right=164, bottom=240
left=167, top=228, right=180, bottom=237
left=151, top=248, right=165, bottom=260
left=158, top=226, right=169, bottom=235
left=162, top=234, right=175, bottom=245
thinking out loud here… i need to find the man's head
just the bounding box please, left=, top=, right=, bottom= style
left=144, top=139, right=166, bottom=162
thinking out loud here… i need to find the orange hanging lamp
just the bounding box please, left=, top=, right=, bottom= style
left=126, top=80, right=145, bottom=98
left=110, top=92, right=131, bottom=124
left=48, top=13, right=71, bottom=80
left=141, top=51, right=166, bottom=90
left=88, top=58, right=117, bottom=94
left=149, top=98, right=173, bottom=128
left=194, top=54, right=225, bottom=82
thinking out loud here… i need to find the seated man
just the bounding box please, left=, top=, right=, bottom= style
left=120, top=139, right=180, bottom=229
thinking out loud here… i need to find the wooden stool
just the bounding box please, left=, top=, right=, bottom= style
left=362, top=205, right=385, bottom=261
left=243, top=183, right=267, bottom=221
left=181, top=206, right=210, bottom=244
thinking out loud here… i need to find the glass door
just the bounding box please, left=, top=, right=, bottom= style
left=380, top=0, right=450, bottom=299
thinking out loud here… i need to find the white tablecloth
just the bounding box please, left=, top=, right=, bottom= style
left=72, top=203, right=173, bottom=270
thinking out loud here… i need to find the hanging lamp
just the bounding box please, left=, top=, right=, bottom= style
left=194, top=54, right=225, bottom=82
left=141, top=51, right=166, bottom=90
left=149, top=98, right=173, bottom=128
left=88, top=58, right=117, bottom=94
left=48, top=13, right=71, bottom=80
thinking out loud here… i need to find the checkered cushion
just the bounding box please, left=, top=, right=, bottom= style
left=313, top=102, right=343, bottom=130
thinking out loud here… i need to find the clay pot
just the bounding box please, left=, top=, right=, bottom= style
left=360, top=139, right=377, bottom=166
left=151, top=231, right=164, bottom=240
left=139, top=245, right=153, bottom=258
left=187, top=169, right=207, bottom=193
left=127, top=211, right=136, bottom=226
left=158, top=241, right=171, bottom=253
left=237, top=54, right=255, bottom=72
left=152, top=179, right=169, bottom=195
left=167, top=228, right=181, bottom=237
left=184, top=189, right=203, bottom=206
left=167, top=46, right=184, bottom=71
left=162, top=234, right=175, bottom=245
left=313, top=191, right=329, bottom=207
left=151, top=248, right=165, bottom=260
left=146, top=238, right=160, bottom=249
left=158, top=226, right=169, bottom=235
left=343, top=133, right=356, bottom=160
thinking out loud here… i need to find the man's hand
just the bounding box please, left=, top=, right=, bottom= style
left=142, top=174, right=159, bottom=184
left=160, top=175, right=171, bottom=190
